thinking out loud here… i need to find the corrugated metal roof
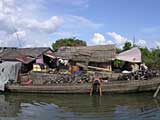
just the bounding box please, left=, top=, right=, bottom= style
left=16, top=56, right=35, bottom=64
left=0, top=47, right=55, bottom=63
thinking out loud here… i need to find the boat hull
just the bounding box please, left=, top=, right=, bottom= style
left=6, top=78, right=160, bottom=94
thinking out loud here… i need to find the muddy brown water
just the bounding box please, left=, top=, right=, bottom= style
left=0, top=92, right=160, bottom=120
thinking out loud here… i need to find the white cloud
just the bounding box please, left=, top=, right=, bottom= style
left=0, top=31, right=20, bottom=47
left=56, top=15, right=102, bottom=42
left=0, top=0, right=101, bottom=48
left=107, top=32, right=128, bottom=44
left=12, top=30, right=26, bottom=39
left=0, top=14, right=62, bottom=47
left=0, top=14, right=16, bottom=33
left=0, top=0, right=62, bottom=34
left=0, top=0, right=16, bottom=14
left=91, top=33, right=113, bottom=45
left=91, top=33, right=105, bottom=45
left=0, top=0, right=63, bottom=47
left=137, top=39, right=146, bottom=47
left=106, top=40, right=114, bottom=44
left=155, top=41, right=160, bottom=47
left=51, top=0, right=89, bottom=8
left=107, top=32, right=147, bottom=48
left=53, top=32, right=76, bottom=38
left=22, top=38, right=52, bottom=48
left=17, top=16, right=62, bottom=34
left=63, top=15, right=102, bottom=30
left=68, top=0, right=89, bottom=6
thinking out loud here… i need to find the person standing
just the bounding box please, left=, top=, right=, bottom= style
left=90, top=73, right=102, bottom=96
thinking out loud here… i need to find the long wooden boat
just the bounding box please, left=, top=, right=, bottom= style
left=6, top=77, right=160, bottom=94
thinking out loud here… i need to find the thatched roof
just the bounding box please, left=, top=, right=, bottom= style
left=55, top=45, right=116, bottom=62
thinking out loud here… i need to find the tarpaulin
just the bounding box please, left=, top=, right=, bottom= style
left=116, top=47, right=141, bottom=63
left=0, top=62, right=21, bottom=91
left=36, top=55, right=44, bottom=64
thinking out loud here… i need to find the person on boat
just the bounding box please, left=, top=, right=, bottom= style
left=140, top=63, right=149, bottom=79
left=131, top=63, right=139, bottom=72
left=90, top=72, right=102, bottom=96
left=140, top=63, right=148, bottom=71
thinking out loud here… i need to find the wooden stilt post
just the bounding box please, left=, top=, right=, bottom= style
left=153, top=84, right=160, bottom=98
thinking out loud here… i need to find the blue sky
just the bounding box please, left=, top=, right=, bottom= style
left=0, top=0, right=160, bottom=48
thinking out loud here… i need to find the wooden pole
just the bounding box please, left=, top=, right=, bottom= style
left=153, top=84, right=160, bottom=98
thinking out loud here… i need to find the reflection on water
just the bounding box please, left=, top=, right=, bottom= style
left=0, top=93, right=160, bottom=120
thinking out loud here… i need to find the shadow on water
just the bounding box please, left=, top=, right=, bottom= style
left=1, top=93, right=160, bottom=120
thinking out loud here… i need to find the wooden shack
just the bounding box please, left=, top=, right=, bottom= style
left=55, top=45, right=116, bottom=71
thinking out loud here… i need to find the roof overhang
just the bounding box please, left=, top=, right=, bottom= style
left=16, top=56, right=35, bottom=64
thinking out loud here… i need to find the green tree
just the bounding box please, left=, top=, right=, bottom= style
left=52, top=37, right=87, bottom=51
left=123, top=41, right=133, bottom=51
left=140, top=47, right=160, bottom=69
left=116, top=48, right=122, bottom=54
left=140, top=47, right=152, bottom=66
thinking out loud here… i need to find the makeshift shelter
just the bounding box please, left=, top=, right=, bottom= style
left=0, top=47, right=56, bottom=73
left=0, top=62, right=21, bottom=91
left=56, top=45, right=116, bottom=71
left=116, top=47, right=141, bottom=63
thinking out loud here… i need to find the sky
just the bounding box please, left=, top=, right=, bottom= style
left=0, top=0, right=160, bottom=48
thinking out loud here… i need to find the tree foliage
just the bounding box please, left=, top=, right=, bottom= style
left=52, top=37, right=87, bottom=51
left=140, top=47, right=160, bottom=69
left=123, top=41, right=133, bottom=51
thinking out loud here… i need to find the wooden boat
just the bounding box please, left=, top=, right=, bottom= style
left=6, top=77, right=160, bottom=94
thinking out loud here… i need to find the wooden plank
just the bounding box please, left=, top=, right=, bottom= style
left=153, top=84, right=160, bottom=98
left=88, top=66, right=111, bottom=72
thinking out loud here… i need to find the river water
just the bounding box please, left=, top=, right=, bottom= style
left=0, top=93, right=160, bottom=120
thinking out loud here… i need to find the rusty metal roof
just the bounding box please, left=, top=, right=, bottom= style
left=0, top=47, right=55, bottom=63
